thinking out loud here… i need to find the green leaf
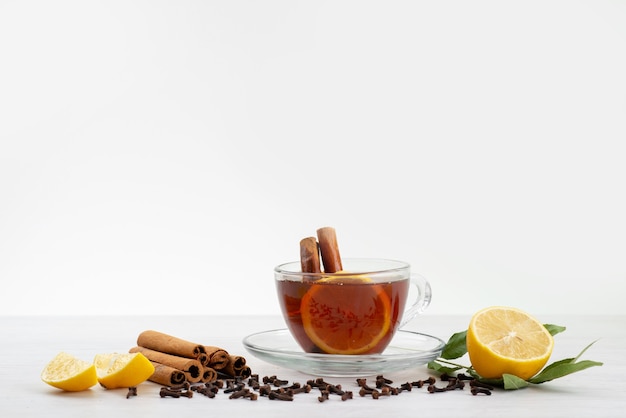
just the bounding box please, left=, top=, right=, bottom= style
left=573, top=339, right=600, bottom=362
left=440, top=330, right=467, bottom=359
left=427, top=361, right=463, bottom=375
left=529, top=340, right=602, bottom=384
left=544, top=324, right=566, bottom=336
left=502, top=374, right=529, bottom=390
left=529, top=360, right=603, bottom=384
left=474, top=376, right=505, bottom=388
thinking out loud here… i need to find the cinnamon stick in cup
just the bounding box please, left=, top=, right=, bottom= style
left=137, top=330, right=205, bottom=359
left=129, top=346, right=203, bottom=383
left=317, top=227, right=343, bottom=273
left=300, top=237, right=321, bottom=273
left=148, top=362, right=187, bottom=386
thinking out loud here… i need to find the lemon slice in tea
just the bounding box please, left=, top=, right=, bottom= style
left=300, top=275, right=391, bottom=355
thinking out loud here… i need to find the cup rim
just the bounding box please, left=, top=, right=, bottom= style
left=274, top=258, right=410, bottom=277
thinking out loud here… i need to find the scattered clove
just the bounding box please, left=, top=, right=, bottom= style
left=288, top=384, right=312, bottom=395
left=193, top=384, right=217, bottom=398
left=263, top=375, right=289, bottom=387
left=412, top=376, right=436, bottom=388
left=326, top=384, right=345, bottom=395
left=376, top=375, right=393, bottom=384
left=126, top=386, right=137, bottom=399
left=223, top=382, right=246, bottom=394
left=356, top=378, right=377, bottom=392
left=471, top=387, right=492, bottom=396
left=318, top=390, right=330, bottom=402
left=229, top=388, right=257, bottom=400
left=258, top=385, right=273, bottom=397
left=427, top=384, right=447, bottom=394
left=399, top=382, right=413, bottom=392
left=160, top=387, right=193, bottom=398
left=268, top=391, right=294, bottom=401
left=379, top=386, right=393, bottom=396
left=157, top=372, right=494, bottom=401
left=470, top=380, right=495, bottom=390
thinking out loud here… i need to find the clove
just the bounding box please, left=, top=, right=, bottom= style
left=399, top=382, right=413, bottom=392
left=376, top=375, right=393, bottom=384
left=193, top=385, right=217, bottom=398
left=126, top=386, right=137, bottom=399
left=160, top=387, right=193, bottom=398
left=264, top=375, right=289, bottom=387
left=247, top=376, right=260, bottom=390
left=359, top=387, right=380, bottom=399
left=228, top=389, right=247, bottom=399
left=229, top=388, right=257, bottom=400
left=268, top=391, right=294, bottom=401
left=470, top=380, right=495, bottom=390
left=318, top=390, right=330, bottom=402
left=427, top=384, right=447, bottom=394
left=381, top=386, right=399, bottom=396
left=379, top=386, right=393, bottom=396
left=326, top=384, right=345, bottom=395
left=288, top=384, right=312, bottom=395
left=356, top=378, right=377, bottom=392
left=223, top=383, right=246, bottom=393
left=471, top=387, right=492, bottom=396
left=258, top=385, right=273, bottom=397
left=412, top=377, right=436, bottom=388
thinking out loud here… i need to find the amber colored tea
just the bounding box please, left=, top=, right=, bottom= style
left=276, top=277, right=410, bottom=355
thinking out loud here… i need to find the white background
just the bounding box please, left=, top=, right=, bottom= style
left=1, top=0, right=624, bottom=317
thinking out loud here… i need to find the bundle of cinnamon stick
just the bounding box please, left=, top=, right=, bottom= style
left=300, top=227, right=343, bottom=274
left=130, top=330, right=250, bottom=386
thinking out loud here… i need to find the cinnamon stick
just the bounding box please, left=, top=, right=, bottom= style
left=237, top=365, right=252, bottom=379
left=137, top=330, right=205, bottom=359
left=129, top=346, right=203, bottom=383
left=201, top=366, right=218, bottom=383
left=221, top=355, right=247, bottom=378
left=316, top=227, right=343, bottom=273
left=300, top=237, right=321, bottom=273
left=196, top=353, right=210, bottom=367
left=203, top=346, right=230, bottom=370
left=147, top=361, right=187, bottom=386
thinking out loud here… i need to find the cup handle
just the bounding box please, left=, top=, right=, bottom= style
left=399, top=273, right=432, bottom=328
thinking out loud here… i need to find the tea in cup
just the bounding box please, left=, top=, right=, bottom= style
left=275, top=258, right=432, bottom=355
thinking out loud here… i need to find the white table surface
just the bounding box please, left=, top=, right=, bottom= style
left=1, top=314, right=624, bottom=418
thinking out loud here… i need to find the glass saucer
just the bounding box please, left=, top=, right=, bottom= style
left=242, top=329, right=445, bottom=377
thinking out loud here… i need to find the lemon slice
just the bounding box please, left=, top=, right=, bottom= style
left=466, top=306, right=554, bottom=380
left=300, top=274, right=390, bottom=354
left=94, top=352, right=155, bottom=389
left=41, top=352, right=98, bottom=392
left=318, top=271, right=373, bottom=283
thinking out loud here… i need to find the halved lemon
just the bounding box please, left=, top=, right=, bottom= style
left=41, top=352, right=98, bottom=392
left=300, top=275, right=391, bottom=355
left=466, top=306, right=554, bottom=380
left=94, top=352, right=155, bottom=389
